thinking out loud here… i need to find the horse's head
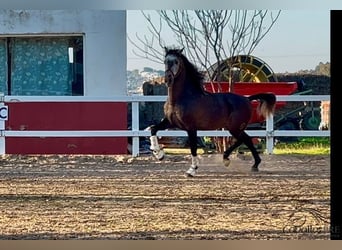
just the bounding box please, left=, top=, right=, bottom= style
left=164, top=47, right=184, bottom=87
left=163, top=47, right=205, bottom=92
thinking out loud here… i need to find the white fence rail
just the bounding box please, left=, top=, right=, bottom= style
left=0, top=94, right=330, bottom=156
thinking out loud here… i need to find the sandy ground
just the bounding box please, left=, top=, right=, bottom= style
left=0, top=153, right=330, bottom=239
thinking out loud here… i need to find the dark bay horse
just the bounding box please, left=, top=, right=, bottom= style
left=148, top=47, right=276, bottom=177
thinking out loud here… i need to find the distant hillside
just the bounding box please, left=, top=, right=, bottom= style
left=127, top=69, right=164, bottom=94
left=290, top=62, right=330, bottom=77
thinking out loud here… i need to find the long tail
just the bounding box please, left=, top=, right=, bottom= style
left=248, top=93, right=276, bottom=118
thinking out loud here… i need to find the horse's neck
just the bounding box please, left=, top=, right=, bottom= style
left=168, top=74, right=201, bottom=104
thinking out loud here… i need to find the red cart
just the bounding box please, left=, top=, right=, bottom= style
left=203, top=81, right=298, bottom=124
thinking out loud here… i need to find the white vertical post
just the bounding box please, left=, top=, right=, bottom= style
left=0, top=119, right=5, bottom=155
left=266, top=114, right=274, bottom=154
left=0, top=93, right=6, bottom=155
left=131, top=98, right=140, bottom=157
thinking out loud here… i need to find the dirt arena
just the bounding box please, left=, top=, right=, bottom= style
left=0, top=153, right=330, bottom=240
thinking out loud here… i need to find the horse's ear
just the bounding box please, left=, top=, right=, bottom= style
left=164, top=47, right=169, bottom=54
left=180, top=47, right=184, bottom=53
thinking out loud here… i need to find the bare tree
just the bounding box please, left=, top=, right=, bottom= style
left=128, top=10, right=281, bottom=87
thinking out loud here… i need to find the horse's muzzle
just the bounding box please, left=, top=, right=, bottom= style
left=165, top=70, right=174, bottom=87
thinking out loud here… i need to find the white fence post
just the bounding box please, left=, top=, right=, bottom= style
left=0, top=93, right=7, bottom=155
left=131, top=96, right=140, bottom=157
left=266, top=113, right=274, bottom=154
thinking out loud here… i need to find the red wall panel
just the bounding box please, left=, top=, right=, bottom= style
left=5, top=102, right=128, bottom=154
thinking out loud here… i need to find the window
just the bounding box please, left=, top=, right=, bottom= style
left=0, top=36, right=83, bottom=96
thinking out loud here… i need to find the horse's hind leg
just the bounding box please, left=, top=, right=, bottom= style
left=223, top=131, right=261, bottom=171
left=185, top=130, right=199, bottom=177
left=236, top=131, right=261, bottom=172
left=148, top=118, right=171, bottom=160
left=222, top=136, right=243, bottom=167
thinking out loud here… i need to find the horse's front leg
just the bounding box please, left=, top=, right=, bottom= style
left=185, top=130, right=199, bottom=177
left=148, top=118, right=171, bottom=160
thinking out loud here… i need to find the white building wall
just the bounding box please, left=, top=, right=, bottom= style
left=0, top=10, right=127, bottom=96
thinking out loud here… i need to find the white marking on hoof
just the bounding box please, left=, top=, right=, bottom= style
left=150, top=135, right=160, bottom=151
left=152, top=149, right=165, bottom=160
left=150, top=135, right=164, bottom=160
left=185, top=155, right=199, bottom=177
left=185, top=166, right=198, bottom=177
left=223, top=158, right=231, bottom=167
left=191, top=155, right=199, bottom=167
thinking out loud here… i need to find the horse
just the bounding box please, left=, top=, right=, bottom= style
left=147, top=47, right=276, bottom=177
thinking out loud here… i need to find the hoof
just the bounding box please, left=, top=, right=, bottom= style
left=251, top=166, right=259, bottom=172
left=223, top=158, right=231, bottom=167
left=185, top=172, right=194, bottom=177
left=152, top=149, right=165, bottom=160
left=185, top=166, right=198, bottom=177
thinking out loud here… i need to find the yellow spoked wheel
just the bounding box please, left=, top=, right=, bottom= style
left=209, top=55, right=277, bottom=83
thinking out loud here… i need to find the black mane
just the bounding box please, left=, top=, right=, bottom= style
left=165, top=48, right=205, bottom=93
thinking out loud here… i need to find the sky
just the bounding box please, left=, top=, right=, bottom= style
left=0, top=1, right=333, bottom=74
left=127, top=10, right=330, bottom=74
